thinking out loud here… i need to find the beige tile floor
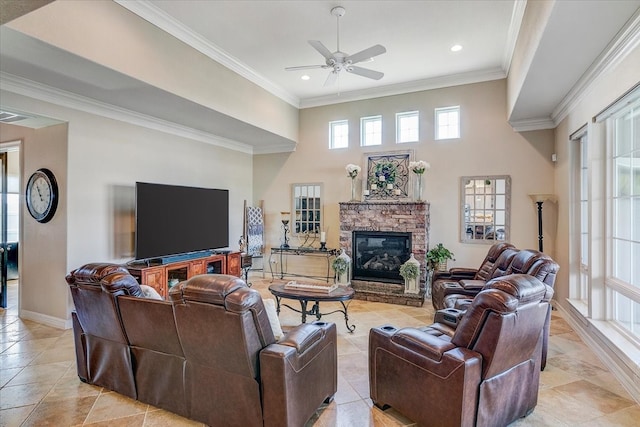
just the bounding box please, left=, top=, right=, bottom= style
left=1, top=277, right=639, bottom=426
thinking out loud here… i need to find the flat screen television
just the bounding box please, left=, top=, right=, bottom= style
left=134, top=182, right=229, bottom=261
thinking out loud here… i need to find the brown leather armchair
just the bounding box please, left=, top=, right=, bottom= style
left=169, top=274, right=337, bottom=427
left=67, top=264, right=337, bottom=426
left=370, top=274, right=553, bottom=427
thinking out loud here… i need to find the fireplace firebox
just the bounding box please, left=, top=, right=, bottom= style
left=352, top=231, right=412, bottom=284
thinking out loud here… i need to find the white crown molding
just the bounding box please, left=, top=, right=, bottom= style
left=509, top=116, right=555, bottom=132
left=115, top=0, right=300, bottom=108
left=0, top=72, right=255, bottom=154
left=502, top=0, right=528, bottom=74
left=253, top=143, right=297, bottom=155
left=300, top=68, right=506, bottom=109
left=551, top=8, right=640, bottom=126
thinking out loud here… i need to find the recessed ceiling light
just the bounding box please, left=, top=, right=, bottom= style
left=451, top=44, right=463, bottom=52
left=301, top=75, right=310, bottom=80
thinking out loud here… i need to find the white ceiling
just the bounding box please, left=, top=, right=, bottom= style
left=133, top=0, right=516, bottom=106
left=1, top=0, right=639, bottom=148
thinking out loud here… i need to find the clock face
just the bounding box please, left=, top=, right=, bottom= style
left=26, top=168, right=58, bottom=223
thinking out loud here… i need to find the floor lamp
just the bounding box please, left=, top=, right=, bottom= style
left=528, top=194, right=557, bottom=252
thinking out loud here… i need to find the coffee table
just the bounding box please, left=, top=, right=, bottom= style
left=268, top=283, right=356, bottom=333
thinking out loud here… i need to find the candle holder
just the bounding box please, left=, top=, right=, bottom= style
left=319, top=241, right=327, bottom=251
left=280, top=211, right=290, bottom=249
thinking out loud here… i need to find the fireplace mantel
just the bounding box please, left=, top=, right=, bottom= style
left=339, top=201, right=430, bottom=306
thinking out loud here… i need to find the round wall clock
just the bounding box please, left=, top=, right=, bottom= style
left=26, top=168, right=58, bottom=223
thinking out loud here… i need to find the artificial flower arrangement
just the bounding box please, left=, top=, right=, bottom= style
left=409, top=160, right=431, bottom=174
left=346, top=164, right=361, bottom=179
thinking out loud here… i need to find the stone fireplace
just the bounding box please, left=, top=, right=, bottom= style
left=339, top=201, right=430, bottom=306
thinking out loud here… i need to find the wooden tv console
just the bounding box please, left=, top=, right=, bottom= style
left=127, top=251, right=241, bottom=299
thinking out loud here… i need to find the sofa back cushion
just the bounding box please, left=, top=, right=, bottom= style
left=474, top=242, right=516, bottom=281
left=452, top=274, right=552, bottom=378
left=170, top=274, right=275, bottom=378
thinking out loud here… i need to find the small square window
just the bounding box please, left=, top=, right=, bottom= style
left=329, top=120, right=349, bottom=149
left=396, top=111, right=419, bottom=143
left=361, top=115, right=382, bottom=146
left=435, top=106, right=460, bottom=140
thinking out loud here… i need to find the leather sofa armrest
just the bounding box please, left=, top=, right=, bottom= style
left=447, top=267, right=478, bottom=279
left=277, top=323, right=325, bottom=354
left=459, top=279, right=486, bottom=291
left=434, top=308, right=465, bottom=329
left=260, top=322, right=337, bottom=427
left=390, top=328, right=457, bottom=361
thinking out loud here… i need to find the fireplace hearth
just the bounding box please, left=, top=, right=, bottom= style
left=339, top=201, right=430, bottom=306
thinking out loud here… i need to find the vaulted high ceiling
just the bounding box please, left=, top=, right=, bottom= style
left=1, top=0, right=639, bottom=150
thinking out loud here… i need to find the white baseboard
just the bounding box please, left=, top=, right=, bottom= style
left=555, top=303, right=640, bottom=405
left=20, top=309, right=72, bottom=330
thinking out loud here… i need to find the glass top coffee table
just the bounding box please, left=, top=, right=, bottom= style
left=268, top=283, right=355, bottom=333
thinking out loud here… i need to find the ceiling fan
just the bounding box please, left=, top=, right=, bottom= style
left=285, top=6, right=386, bottom=87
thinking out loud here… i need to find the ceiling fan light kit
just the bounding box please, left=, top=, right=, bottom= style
left=285, top=5, right=386, bottom=87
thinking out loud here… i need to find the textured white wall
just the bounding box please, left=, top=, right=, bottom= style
left=255, top=79, right=556, bottom=270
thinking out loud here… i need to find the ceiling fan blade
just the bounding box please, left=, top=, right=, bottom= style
left=309, top=40, right=335, bottom=61
left=347, top=66, right=384, bottom=80
left=324, top=71, right=338, bottom=87
left=346, top=44, right=386, bottom=65
left=285, top=65, right=328, bottom=71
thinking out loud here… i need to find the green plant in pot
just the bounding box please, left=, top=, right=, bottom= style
left=426, top=243, right=455, bottom=271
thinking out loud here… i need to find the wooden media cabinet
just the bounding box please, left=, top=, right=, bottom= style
left=127, top=251, right=241, bottom=299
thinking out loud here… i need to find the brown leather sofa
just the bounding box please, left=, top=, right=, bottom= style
left=370, top=274, right=554, bottom=427
left=67, top=263, right=337, bottom=426
left=430, top=244, right=559, bottom=370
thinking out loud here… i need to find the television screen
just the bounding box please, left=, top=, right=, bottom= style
left=135, top=182, right=229, bottom=261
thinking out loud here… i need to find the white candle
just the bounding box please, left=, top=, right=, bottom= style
left=387, top=183, right=393, bottom=190
left=379, top=175, right=385, bottom=182
left=394, top=189, right=401, bottom=195
left=364, top=190, right=370, bottom=196
left=320, top=232, right=326, bottom=242
left=371, top=183, right=377, bottom=190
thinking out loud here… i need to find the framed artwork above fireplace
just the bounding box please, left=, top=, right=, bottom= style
left=363, top=150, right=414, bottom=201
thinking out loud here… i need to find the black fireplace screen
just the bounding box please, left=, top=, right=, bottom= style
left=352, top=231, right=412, bottom=284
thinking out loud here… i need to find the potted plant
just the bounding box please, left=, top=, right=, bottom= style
left=426, top=243, right=455, bottom=271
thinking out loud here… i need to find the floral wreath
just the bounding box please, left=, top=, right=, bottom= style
left=371, top=161, right=397, bottom=185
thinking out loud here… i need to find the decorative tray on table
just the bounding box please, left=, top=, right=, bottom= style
left=284, top=281, right=338, bottom=294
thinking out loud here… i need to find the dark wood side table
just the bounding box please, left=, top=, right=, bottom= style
left=268, top=283, right=356, bottom=333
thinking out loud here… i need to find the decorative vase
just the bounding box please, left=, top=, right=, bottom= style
left=350, top=177, right=357, bottom=202
left=415, top=174, right=424, bottom=201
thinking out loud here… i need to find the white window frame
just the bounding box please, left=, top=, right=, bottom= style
left=435, top=106, right=460, bottom=140
left=396, top=111, right=419, bottom=144
left=607, top=97, right=640, bottom=343
left=329, top=120, right=349, bottom=149
left=360, top=115, right=382, bottom=147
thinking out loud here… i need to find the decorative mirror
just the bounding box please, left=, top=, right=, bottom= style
left=460, top=175, right=511, bottom=243
left=292, top=183, right=323, bottom=247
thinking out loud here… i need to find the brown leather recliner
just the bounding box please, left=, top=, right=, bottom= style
left=66, top=263, right=142, bottom=399
left=169, top=274, right=337, bottom=427
left=68, top=264, right=337, bottom=426
left=370, top=274, right=553, bottom=427
left=431, top=242, right=515, bottom=310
